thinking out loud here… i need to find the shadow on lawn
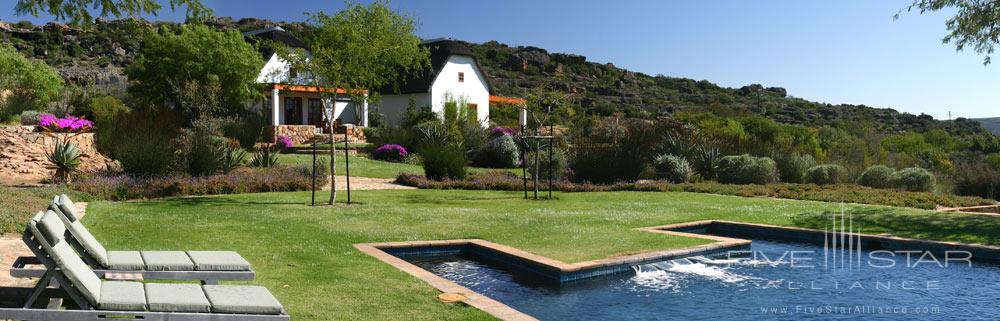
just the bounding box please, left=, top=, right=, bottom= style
left=791, top=208, right=1000, bottom=245
left=129, top=196, right=312, bottom=207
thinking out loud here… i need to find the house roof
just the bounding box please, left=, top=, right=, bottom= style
left=243, top=26, right=308, bottom=60
left=379, top=38, right=492, bottom=95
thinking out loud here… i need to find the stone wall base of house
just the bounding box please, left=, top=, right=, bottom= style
left=268, top=125, right=366, bottom=146
left=0, top=126, right=116, bottom=184
left=268, top=125, right=318, bottom=146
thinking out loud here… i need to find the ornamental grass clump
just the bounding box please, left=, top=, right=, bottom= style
left=857, top=165, right=896, bottom=189
left=372, top=144, right=409, bottom=162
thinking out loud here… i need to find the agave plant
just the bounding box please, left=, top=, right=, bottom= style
left=249, top=145, right=280, bottom=168
left=46, top=139, right=82, bottom=183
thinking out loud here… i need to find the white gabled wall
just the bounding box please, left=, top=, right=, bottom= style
left=430, top=55, right=490, bottom=126
left=377, top=93, right=432, bottom=126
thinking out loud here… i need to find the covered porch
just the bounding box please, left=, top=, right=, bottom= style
left=262, top=84, right=369, bottom=145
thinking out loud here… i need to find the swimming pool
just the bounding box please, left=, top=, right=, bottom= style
left=401, top=238, right=1000, bottom=320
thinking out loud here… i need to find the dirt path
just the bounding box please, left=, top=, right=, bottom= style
left=323, top=176, right=416, bottom=191
left=0, top=202, right=87, bottom=287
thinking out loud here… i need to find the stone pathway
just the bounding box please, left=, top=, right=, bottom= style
left=0, top=202, right=87, bottom=287
left=323, top=176, right=416, bottom=191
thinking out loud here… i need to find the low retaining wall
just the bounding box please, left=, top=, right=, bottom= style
left=0, top=126, right=114, bottom=183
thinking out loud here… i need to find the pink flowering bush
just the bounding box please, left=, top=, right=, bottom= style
left=372, top=144, right=408, bottom=162
left=489, top=127, right=516, bottom=138
left=38, top=114, right=94, bottom=133
left=276, top=135, right=294, bottom=149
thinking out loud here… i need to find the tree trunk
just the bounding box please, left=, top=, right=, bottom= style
left=327, top=93, right=338, bottom=205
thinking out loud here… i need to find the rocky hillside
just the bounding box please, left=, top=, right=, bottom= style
left=0, top=17, right=990, bottom=136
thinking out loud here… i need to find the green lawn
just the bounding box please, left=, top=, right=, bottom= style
left=83, top=189, right=1000, bottom=320
left=277, top=153, right=521, bottom=179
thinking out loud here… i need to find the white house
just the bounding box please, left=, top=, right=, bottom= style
left=378, top=38, right=501, bottom=127
left=243, top=26, right=368, bottom=144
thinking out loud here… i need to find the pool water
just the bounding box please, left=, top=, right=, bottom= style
left=403, top=239, right=1000, bottom=320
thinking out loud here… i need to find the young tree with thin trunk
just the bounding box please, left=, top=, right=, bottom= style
left=279, top=0, right=428, bottom=205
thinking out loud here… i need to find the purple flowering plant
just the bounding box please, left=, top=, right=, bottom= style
left=38, top=114, right=94, bottom=133
left=276, top=135, right=294, bottom=149
left=489, top=127, right=516, bottom=138
left=372, top=144, right=408, bottom=162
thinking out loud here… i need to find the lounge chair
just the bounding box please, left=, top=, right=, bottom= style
left=11, top=195, right=255, bottom=283
left=0, top=211, right=290, bottom=321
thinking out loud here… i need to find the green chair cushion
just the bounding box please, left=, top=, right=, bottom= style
left=36, top=211, right=66, bottom=246
left=203, top=285, right=283, bottom=315
left=50, top=241, right=102, bottom=306
left=145, top=283, right=211, bottom=313
left=107, top=251, right=144, bottom=270
left=65, top=220, right=110, bottom=267
left=187, top=251, right=252, bottom=271
left=57, top=194, right=80, bottom=222
left=140, top=251, right=194, bottom=271
left=99, top=281, right=146, bottom=311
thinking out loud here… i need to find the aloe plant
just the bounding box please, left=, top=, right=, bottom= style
left=46, top=139, right=82, bottom=183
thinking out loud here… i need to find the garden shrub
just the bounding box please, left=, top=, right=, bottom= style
left=857, top=165, right=896, bottom=189
left=73, top=165, right=324, bottom=201
left=365, top=126, right=414, bottom=151
left=717, top=154, right=779, bottom=185
left=952, top=161, right=1000, bottom=200
left=526, top=148, right=569, bottom=180
left=804, top=164, right=847, bottom=185
left=570, top=118, right=661, bottom=184
left=372, top=144, right=409, bottom=162
left=19, top=110, right=40, bottom=125
left=459, top=121, right=489, bottom=158
left=97, top=109, right=180, bottom=175
left=76, top=95, right=127, bottom=122
left=776, top=153, right=816, bottom=183
left=653, top=154, right=692, bottom=183
left=892, top=167, right=935, bottom=192
left=421, top=144, right=467, bottom=181
left=222, top=113, right=266, bottom=149
left=476, top=134, right=520, bottom=168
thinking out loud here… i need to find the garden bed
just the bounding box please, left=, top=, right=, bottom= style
left=72, top=165, right=327, bottom=201
left=395, top=171, right=994, bottom=210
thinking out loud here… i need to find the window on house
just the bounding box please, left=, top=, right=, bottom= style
left=458, top=72, right=464, bottom=83
left=288, top=67, right=297, bottom=80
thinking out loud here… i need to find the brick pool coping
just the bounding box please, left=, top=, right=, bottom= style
left=356, top=220, right=1000, bottom=321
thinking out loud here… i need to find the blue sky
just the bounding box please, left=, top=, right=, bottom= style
left=3, top=0, right=996, bottom=119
